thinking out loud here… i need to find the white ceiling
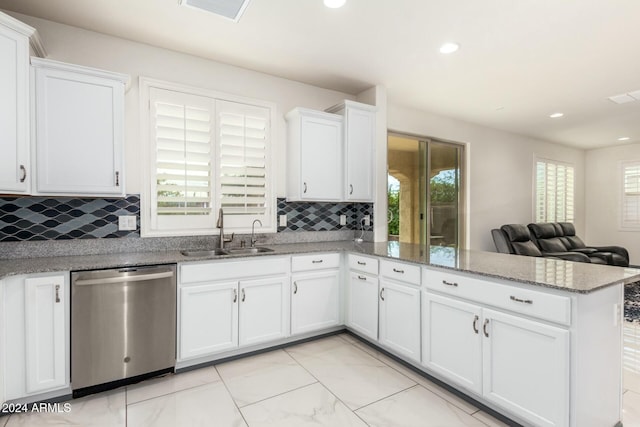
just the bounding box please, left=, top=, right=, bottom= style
left=2, top=0, right=640, bottom=150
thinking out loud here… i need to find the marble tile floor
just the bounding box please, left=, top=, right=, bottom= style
left=5, top=325, right=640, bottom=427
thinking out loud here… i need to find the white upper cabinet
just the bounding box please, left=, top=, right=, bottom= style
left=327, top=100, right=376, bottom=202
left=286, top=108, right=343, bottom=201
left=0, top=13, right=44, bottom=194
left=31, top=58, right=128, bottom=196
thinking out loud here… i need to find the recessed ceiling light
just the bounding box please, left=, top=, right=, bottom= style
left=549, top=112, right=564, bottom=119
left=324, top=0, right=346, bottom=8
left=618, top=137, right=631, bottom=141
left=439, top=42, right=459, bottom=54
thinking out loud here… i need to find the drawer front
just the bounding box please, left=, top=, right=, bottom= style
left=348, top=254, right=379, bottom=275
left=423, top=268, right=571, bottom=326
left=380, top=259, right=421, bottom=286
left=291, top=253, right=341, bottom=272
left=180, top=256, right=289, bottom=284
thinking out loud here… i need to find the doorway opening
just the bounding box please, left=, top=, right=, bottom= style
left=387, top=133, right=465, bottom=249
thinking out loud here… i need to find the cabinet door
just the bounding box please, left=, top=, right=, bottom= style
left=239, top=276, right=289, bottom=347
left=179, top=282, right=238, bottom=360
left=24, top=275, right=67, bottom=394
left=300, top=115, right=342, bottom=200
left=482, top=309, right=569, bottom=427
left=379, top=280, right=421, bottom=362
left=345, top=107, right=374, bottom=201
left=422, top=292, right=482, bottom=394
left=291, top=270, right=340, bottom=335
left=0, top=23, right=29, bottom=193
left=347, top=272, right=378, bottom=340
left=34, top=65, right=124, bottom=195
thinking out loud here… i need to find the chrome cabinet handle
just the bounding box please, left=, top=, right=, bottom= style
left=472, top=315, right=479, bottom=334
left=19, top=165, right=26, bottom=183
left=233, top=288, right=237, bottom=303
left=442, top=280, right=458, bottom=287
left=349, top=184, right=353, bottom=195
left=115, top=171, right=120, bottom=187
left=312, top=259, right=323, bottom=264
left=357, top=275, right=367, bottom=281
left=293, top=282, right=298, bottom=294
left=357, top=261, right=366, bottom=266
left=510, top=296, right=533, bottom=304
left=393, top=268, right=404, bottom=274
left=303, top=182, right=307, bottom=193
left=55, top=285, right=60, bottom=303
left=241, top=289, right=246, bottom=302
left=483, top=319, right=490, bottom=338
left=380, top=287, right=385, bottom=301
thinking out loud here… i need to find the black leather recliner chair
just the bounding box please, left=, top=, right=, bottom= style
left=491, top=224, right=591, bottom=262
left=528, top=222, right=629, bottom=267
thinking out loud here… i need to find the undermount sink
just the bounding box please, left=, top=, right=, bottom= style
left=180, top=249, right=229, bottom=257
left=226, top=247, right=274, bottom=255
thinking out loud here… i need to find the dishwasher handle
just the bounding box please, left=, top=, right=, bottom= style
left=74, top=271, right=174, bottom=286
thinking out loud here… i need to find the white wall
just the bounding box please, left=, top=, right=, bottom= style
left=11, top=12, right=353, bottom=197
left=585, top=143, right=640, bottom=265
left=388, top=104, right=586, bottom=252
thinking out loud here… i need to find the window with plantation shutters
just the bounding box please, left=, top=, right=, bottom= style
left=535, top=159, right=574, bottom=223
left=622, top=161, right=640, bottom=229
left=141, top=79, right=274, bottom=237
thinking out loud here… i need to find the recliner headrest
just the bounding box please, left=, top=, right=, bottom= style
left=558, top=222, right=576, bottom=237
left=527, top=223, right=558, bottom=239
left=501, top=224, right=531, bottom=242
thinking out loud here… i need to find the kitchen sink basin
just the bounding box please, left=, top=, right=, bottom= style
left=180, top=249, right=229, bottom=257
left=226, top=247, right=274, bottom=255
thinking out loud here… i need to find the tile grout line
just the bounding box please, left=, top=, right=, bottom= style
left=213, top=364, right=252, bottom=427
left=352, top=384, right=420, bottom=412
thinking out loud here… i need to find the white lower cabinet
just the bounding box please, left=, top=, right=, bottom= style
left=423, top=290, right=569, bottom=427
left=3, top=273, right=69, bottom=401
left=378, top=279, right=421, bottom=362
left=178, top=258, right=290, bottom=364
left=347, top=272, right=379, bottom=340
left=291, top=270, right=340, bottom=335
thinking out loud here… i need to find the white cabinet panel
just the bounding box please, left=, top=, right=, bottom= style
left=239, top=277, right=289, bottom=347
left=24, top=275, right=67, bottom=394
left=179, top=281, right=238, bottom=360
left=0, top=19, right=30, bottom=194
left=291, top=253, right=341, bottom=272
left=379, top=280, right=421, bottom=362
left=347, top=272, right=378, bottom=340
left=483, top=309, right=569, bottom=427
left=32, top=58, right=127, bottom=196
left=422, top=291, right=482, bottom=394
left=291, top=270, right=340, bottom=335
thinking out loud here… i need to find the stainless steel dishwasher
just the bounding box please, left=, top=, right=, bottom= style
left=71, top=264, right=176, bottom=397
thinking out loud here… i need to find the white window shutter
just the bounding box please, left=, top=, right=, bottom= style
left=535, top=159, right=575, bottom=223
left=622, top=162, right=640, bottom=229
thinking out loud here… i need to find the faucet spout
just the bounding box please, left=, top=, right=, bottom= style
left=251, top=219, right=263, bottom=247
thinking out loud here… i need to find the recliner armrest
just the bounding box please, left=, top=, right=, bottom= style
left=590, top=245, right=629, bottom=261
left=570, top=248, right=598, bottom=254
left=543, top=251, right=591, bottom=263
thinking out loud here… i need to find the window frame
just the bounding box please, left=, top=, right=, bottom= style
left=140, top=77, right=276, bottom=237
left=620, top=160, right=640, bottom=231
left=533, top=157, right=575, bottom=224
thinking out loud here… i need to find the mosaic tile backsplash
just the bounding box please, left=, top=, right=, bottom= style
left=277, top=198, right=373, bottom=232
left=0, top=195, right=373, bottom=242
left=0, top=195, right=140, bottom=242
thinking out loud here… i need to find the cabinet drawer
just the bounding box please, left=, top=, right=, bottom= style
left=424, top=268, right=571, bottom=326
left=292, top=253, right=340, bottom=272
left=380, top=260, right=420, bottom=286
left=180, top=257, right=289, bottom=284
left=348, top=254, right=378, bottom=275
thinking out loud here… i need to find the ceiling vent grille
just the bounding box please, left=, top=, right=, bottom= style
left=608, top=90, right=640, bottom=104
left=180, top=0, right=252, bottom=22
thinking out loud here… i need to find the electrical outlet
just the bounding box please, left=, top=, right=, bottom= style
left=118, top=215, right=137, bottom=231
left=279, top=214, right=287, bottom=227
left=364, top=215, right=371, bottom=227
left=340, top=214, right=346, bottom=226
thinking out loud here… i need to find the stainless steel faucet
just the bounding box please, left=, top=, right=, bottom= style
left=251, top=219, right=263, bottom=247
left=216, top=208, right=234, bottom=249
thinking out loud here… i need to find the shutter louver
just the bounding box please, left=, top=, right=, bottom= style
left=623, top=163, right=640, bottom=228
left=535, top=160, right=575, bottom=223
left=154, top=100, right=213, bottom=216
left=218, top=102, right=269, bottom=216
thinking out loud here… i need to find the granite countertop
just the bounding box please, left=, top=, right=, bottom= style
left=0, top=240, right=638, bottom=294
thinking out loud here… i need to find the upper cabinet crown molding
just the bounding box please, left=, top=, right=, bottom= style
left=325, top=99, right=377, bottom=115
left=0, top=11, right=46, bottom=57
left=31, top=57, right=130, bottom=89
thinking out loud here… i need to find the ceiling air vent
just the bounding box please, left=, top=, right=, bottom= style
left=608, top=90, right=640, bottom=105
left=180, top=0, right=252, bottom=22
